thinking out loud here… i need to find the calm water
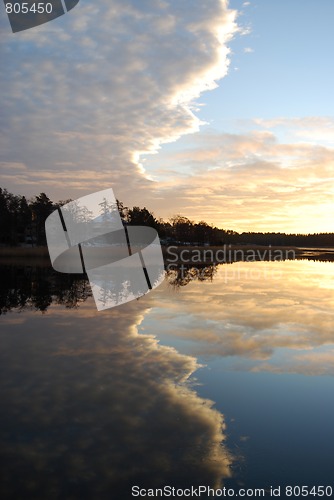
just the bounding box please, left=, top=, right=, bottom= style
left=0, top=260, right=334, bottom=498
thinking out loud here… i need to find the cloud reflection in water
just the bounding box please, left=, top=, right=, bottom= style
left=0, top=297, right=232, bottom=498
left=151, top=260, right=334, bottom=376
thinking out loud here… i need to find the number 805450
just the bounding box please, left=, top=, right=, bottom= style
left=6, top=3, right=53, bottom=14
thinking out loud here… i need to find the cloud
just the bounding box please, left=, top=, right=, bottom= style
left=2, top=5, right=332, bottom=234
left=253, top=117, right=334, bottom=144
left=0, top=297, right=232, bottom=496
left=0, top=0, right=237, bottom=203
left=143, top=126, right=334, bottom=232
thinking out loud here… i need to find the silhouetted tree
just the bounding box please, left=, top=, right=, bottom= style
left=128, top=206, right=159, bottom=229
left=29, top=193, right=54, bottom=245
left=169, top=215, right=194, bottom=242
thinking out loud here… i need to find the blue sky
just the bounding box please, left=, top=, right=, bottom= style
left=143, top=0, right=334, bottom=232
left=1, top=0, right=333, bottom=232
left=204, top=0, right=334, bottom=121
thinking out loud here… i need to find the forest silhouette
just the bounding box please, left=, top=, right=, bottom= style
left=1, top=187, right=334, bottom=248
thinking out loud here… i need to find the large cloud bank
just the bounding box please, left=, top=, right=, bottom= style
left=0, top=0, right=236, bottom=202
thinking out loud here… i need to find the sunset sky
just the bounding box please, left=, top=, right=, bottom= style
left=1, top=0, right=334, bottom=233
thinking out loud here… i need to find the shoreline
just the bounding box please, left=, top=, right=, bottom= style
left=162, top=244, right=334, bottom=264
left=1, top=244, right=334, bottom=264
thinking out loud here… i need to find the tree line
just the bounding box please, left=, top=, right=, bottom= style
left=1, top=187, right=333, bottom=247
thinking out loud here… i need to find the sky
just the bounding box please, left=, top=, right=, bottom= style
left=1, top=0, right=334, bottom=233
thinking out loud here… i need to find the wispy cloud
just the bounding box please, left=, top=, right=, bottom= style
left=143, top=123, right=334, bottom=232
left=254, top=116, right=334, bottom=145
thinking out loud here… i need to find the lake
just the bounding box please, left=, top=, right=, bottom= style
left=0, top=259, right=334, bottom=498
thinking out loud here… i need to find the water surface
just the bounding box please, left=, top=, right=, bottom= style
left=1, top=260, right=333, bottom=498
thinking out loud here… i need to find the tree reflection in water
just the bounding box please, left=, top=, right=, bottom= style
left=0, top=264, right=225, bottom=314
left=2, top=256, right=331, bottom=314
left=166, top=264, right=223, bottom=288
left=0, top=265, right=91, bottom=314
